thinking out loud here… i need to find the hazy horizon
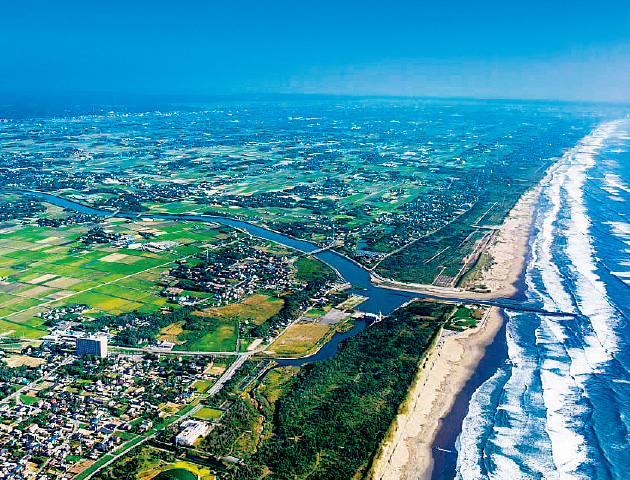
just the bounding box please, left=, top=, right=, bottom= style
left=1, top=0, right=629, bottom=102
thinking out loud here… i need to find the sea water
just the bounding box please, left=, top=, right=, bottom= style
left=455, top=119, right=630, bottom=480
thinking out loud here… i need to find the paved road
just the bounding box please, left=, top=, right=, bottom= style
left=1, top=356, right=73, bottom=405
left=208, top=354, right=249, bottom=396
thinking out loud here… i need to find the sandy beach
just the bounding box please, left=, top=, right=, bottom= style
left=369, top=183, right=542, bottom=480
left=370, top=183, right=542, bottom=301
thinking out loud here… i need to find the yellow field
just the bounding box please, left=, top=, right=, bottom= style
left=204, top=364, right=226, bottom=376
left=44, top=276, right=82, bottom=288
left=156, top=321, right=185, bottom=344
left=19, top=285, right=55, bottom=298
left=268, top=323, right=331, bottom=356
left=35, top=236, right=60, bottom=244
left=28, top=274, right=59, bottom=285
left=140, top=460, right=214, bottom=480
left=99, top=252, right=129, bottom=263
left=197, top=294, right=283, bottom=325
left=2, top=355, right=45, bottom=367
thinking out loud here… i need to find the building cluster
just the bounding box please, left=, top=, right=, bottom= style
left=167, top=243, right=293, bottom=306
left=35, top=305, right=90, bottom=323
left=79, top=227, right=136, bottom=247
left=0, top=352, right=217, bottom=479
left=41, top=323, right=111, bottom=351
left=175, top=419, right=212, bottom=446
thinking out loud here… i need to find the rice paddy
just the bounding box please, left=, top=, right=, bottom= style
left=0, top=216, right=231, bottom=338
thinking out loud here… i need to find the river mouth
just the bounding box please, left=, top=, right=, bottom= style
left=20, top=190, right=567, bottom=317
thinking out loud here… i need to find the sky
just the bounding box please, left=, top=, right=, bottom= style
left=1, top=0, right=629, bottom=102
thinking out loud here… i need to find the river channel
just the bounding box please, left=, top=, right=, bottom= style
left=21, top=190, right=544, bottom=365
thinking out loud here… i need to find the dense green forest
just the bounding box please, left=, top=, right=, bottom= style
left=240, top=300, right=451, bottom=479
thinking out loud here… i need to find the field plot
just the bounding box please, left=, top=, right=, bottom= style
left=193, top=407, right=224, bottom=421
left=197, top=294, right=283, bottom=325
left=267, top=322, right=331, bottom=357
left=178, top=321, right=238, bottom=352
left=0, top=216, right=229, bottom=338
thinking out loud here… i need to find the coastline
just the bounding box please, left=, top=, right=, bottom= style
left=369, top=181, right=542, bottom=480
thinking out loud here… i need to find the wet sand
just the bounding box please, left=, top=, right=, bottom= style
left=369, top=184, right=541, bottom=480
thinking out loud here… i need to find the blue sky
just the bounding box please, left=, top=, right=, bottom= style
left=1, top=0, right=629, bottom=101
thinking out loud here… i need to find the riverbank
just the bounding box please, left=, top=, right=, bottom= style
left=371, top=183, right=541, bottom=301
left=369, top=183, right=542, bottom=479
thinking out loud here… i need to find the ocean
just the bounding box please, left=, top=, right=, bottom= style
left=454, top=119, right=630, bottom=480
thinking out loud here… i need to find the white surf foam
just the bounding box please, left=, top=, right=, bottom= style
left=456, top=119, right=630, bottom=480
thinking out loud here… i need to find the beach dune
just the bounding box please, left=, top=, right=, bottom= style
left=369, top=183, right=541, bottom=480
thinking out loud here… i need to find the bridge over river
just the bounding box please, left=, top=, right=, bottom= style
left=20, top=190, right=576, bottom=321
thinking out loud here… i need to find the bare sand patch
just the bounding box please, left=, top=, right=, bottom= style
left=204, top=365, right=226, bottom=376
left=2, top=355, right=45, bottom=368
left=35, top=236, right=60, bottom=244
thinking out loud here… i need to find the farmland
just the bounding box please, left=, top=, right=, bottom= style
left=0, top=204, right=268, bottom=340
left=0, top=99, right=589, bottom=287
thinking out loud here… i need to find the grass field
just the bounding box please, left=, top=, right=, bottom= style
left=154, top=467, right=199, bottom=480
left=157, top=321, right=186, bottom=344
left=267, top=323, right=331, bottom=357
left=196, top=294, right=283, bottom=325
left=179, top=321, right=238, bottom=352
left=20, top=395, right=39, bottom=405
left=294, top=257, right=336, bottom=282
left=192, top=379, right=214, bottom=393
left=449, top=305, right=484, bottom=329
left=193, top=407, right=224, bottom=421
left=153, top=462, right=214, bottom=480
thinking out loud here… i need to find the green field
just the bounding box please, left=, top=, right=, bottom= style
left=20, top=395, right=39, bottom=405
left=193, top=407, right=224, bottom=421
left=179, top=322, right=238, bottom=352
left=294, top=257, right=336, bottom=282
left=0, top=217, right=230, bottom=338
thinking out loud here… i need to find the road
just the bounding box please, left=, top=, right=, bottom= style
left=78, top=400, right=205, bottom=480
left=207, top=354, right=249, bottom=396
left=1, top=355, right=74, bottom=405
left=78, top=358, right=238, bottom=480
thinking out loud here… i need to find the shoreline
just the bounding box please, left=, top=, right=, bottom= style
left=369, top=181, right=542, bottom=480
left=369, top=184, right=542, bottom=301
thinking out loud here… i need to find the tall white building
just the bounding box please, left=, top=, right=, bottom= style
left=76, top=336, right=108, bottom=358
